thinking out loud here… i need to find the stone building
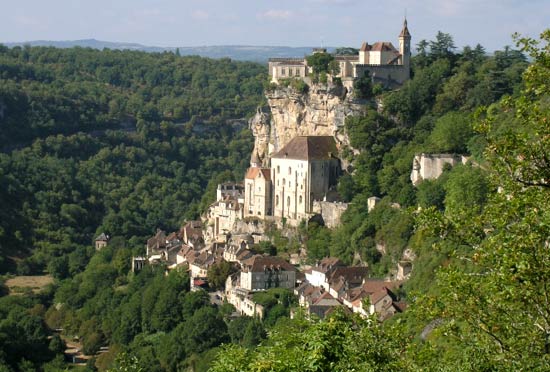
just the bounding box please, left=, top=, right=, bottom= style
left=410, top=153, right=469, bottom=186
left=95, top=233, right=109, bottom=250
left=206, top=195, right=244, bottom=242
left=240, top=255, right=296, bottom=291
left=268, top=19, right=411, bottom=87
left=270, top=136, right=340, bottom=225
left=244, top=167, right=272, bottom=218
left=216, top=182, right=244, bottom=202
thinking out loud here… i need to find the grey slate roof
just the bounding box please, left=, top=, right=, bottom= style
left=271, top=136, right=337, bottom=161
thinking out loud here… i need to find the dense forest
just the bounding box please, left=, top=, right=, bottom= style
left=0, top=28, right=549, bottom=372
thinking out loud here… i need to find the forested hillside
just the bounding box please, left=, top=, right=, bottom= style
left=0, top=28, right=548, bottom=372
left=0, top=46, right=264, bottom=275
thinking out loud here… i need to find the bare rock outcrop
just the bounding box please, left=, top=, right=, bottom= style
left=248, top=82, right=364, bottom=166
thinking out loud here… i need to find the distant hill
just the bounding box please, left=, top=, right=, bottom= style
left=2, top=39, right=336, bottom=62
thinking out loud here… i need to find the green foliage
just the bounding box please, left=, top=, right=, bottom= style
left=0, top=296, right=53, bottom=369
left=306, top=52, right=335, bottom=75
left=443, top=164, right=489, bottom=217
left=211, top=310, right=412, bottom=371
left=207, top=261, right=234, bottom=290
left=353, top=71, right=373, bottom=99
left=427, top=111, right=474, bottom=153
left=416, top=178, right=446, bottom=210
left=290, top=78, right=309, bottom=94
left=405, top=30, right=550, bottom=370
left=0, top=47, right=264, bottom=143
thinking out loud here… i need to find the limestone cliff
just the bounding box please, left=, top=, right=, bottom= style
left=249, top=82, right=364, bottom=167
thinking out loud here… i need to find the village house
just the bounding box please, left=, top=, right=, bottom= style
left=180, top=220, right=204, bottom=249
left=244, top=167, right=272, bottom=218
left=223, top=241, right=255, bottom=264
left=225, top=274, right=265, bottom=318
left=205, top=195, right=244, bottom=242
left=342, top=279, right=406, bottom=320
left=305, top=257, right=346, bottom=289
left=217, top=182, right=244, bottom=202
left=294, top=281, right=350, bottom=319
left=268, top=19, right=411, bottom=87
left=95, top=233, right=109, bottom=250
left=240, top=255, right=297, bottom=291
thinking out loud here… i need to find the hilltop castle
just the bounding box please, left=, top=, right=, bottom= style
left=268, top=19, right=411, bottom=87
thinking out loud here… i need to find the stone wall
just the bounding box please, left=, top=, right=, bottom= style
left=312, top=201, right=349, bottom=228
left=354, top=64, right=409, bottom=88
left=410, top=153, right=468, bottom=186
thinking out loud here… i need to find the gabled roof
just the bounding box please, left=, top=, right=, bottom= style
left=327, top=266, right=369, bottom=286
left=245, top=167, right=271, bottom=181
left=313, top=257, right=346, bottom=274
left=312, top=291, right=340, bottom=306
left=147, top=229, right=166, bottom=250
left=181, top=220, right=203, bottom=239
left=370, top=42, right=398, bottom=52
left=271, top=136, right=337, bottom=161
left=95, top=233, right=109, bottom=241
left=360, top=42, right=371, bottom=52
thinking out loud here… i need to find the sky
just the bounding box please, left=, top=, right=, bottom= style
left=1, top=0, right=549, bottom=52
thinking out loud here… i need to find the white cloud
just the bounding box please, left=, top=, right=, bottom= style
left=192, top=10, right=210, bottom=21
left=258, top=10, right=294, bottom=20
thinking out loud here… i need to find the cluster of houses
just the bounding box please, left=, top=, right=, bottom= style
left=298, top=257, right=405, bottom=320
left=122, top=223, right=405, bottom=321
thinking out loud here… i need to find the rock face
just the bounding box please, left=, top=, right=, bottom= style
left=249, top=82, right=364, bottom=166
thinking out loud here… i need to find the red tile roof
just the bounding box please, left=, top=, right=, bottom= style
left=360, top=42, right=371, bottom=52
left=370, top=42, right=398, bottom=52
left=245, top=167, right=271, bottom=180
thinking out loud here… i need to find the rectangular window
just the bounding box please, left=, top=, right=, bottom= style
left=281, top=68, right=286, bottom=76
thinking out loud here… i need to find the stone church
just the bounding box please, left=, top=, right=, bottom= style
left=244, top=136, right=340, bottom=226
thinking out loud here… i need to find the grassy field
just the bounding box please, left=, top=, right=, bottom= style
left=5, top=275, right=54, bottom=294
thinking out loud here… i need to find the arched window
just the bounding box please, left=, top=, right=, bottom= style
left=276, top=195, right=279, bottom=206
left=299, top=195, right=303, bottom=204
left=288, top=167, right=292, bottom=175
left=287, top=196, right=290, bottom=207
left=277, top=166, right=280, bottom=174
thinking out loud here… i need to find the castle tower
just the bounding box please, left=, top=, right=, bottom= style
left=398, top=18, right=411, bottom=79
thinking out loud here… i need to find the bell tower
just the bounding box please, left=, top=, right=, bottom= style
left=398, top=18, right=411, bottom=79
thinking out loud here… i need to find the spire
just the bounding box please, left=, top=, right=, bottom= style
left=399, top=18, right=411, bottom=38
